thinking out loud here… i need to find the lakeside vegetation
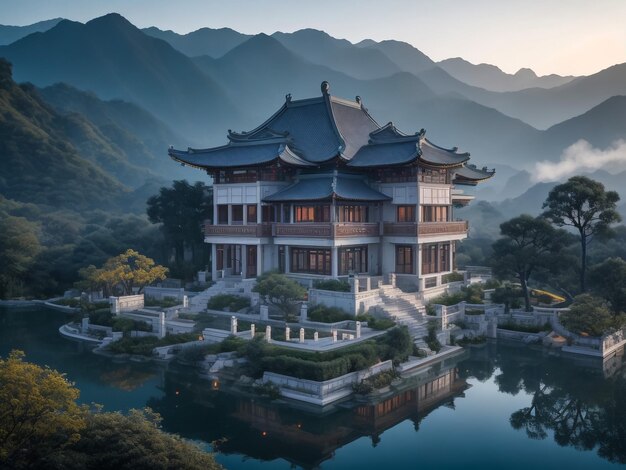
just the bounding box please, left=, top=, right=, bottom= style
left=0, top=351, right=221, bottom=469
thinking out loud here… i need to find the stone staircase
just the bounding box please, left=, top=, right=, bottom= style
left=188, top=279, right=246, bottom=313
left=376, top=285, right=430, bottom=339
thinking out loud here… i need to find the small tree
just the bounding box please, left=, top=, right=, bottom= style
left=543, top=176, right=621, bottom=292
left=0, top=350, right=87, bottom=466
left=492, top=215, right=570, bottom=311
left=252, top=272, right=307, bottom=319
left=559, top=294, right=615, bottom=337
left=79, top=249, right=168, bottom=296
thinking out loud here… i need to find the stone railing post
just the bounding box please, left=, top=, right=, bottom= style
left=313, top=331, right=319, bottom=342
left=365, top=277, right=371, bottom=291
left=356, top=321, right=361, bottom=339
left=265, top=325, right=272, bottom=343
left=260, top=305, right=269, bottom=321
left=332, top=330, right=337, bottom=343
left=299, top=328, right=305, bottom=343
left=250, top=323, right=255, bottom=338
left=300, top=303, right=308, bottom=322
left=389, top=273, right=396, bottom=287
left=159, top=311, right=166, bottom=339
left=230, top=316, right=238, bottom=335
left=81, top=317, right=89, bottom=334
left=285, top=326, right=291, bottom=341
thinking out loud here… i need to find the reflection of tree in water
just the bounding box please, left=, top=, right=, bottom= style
left=99, top=366, right=156, bottom=391
left=463, top=342, right=626, bottom=464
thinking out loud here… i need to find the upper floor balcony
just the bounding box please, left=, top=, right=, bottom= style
left=204, top=221, right=380, bottom=239
left=383, top=221, right=469, bottom=237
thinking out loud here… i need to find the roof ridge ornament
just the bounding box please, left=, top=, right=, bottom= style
left=355, top=95, right=362, bottom=105
left=285, top=93, right=292, bottom=103
left=321, top=81, right=330, bottom=95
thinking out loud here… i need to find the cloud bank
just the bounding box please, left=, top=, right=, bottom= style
left=534, top=139, right=626, bottom=182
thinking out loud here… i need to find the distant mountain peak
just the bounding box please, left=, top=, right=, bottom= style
left=514, top=67, right=537, bottom=79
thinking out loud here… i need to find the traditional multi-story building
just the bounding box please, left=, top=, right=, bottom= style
left=170, top=82, right=493, bottom=293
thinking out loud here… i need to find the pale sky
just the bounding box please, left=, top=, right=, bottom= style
left=1, top=0, right=625, bottom=76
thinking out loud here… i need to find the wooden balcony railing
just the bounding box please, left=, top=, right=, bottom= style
left=273, top=222, right=380, bottom=238
left=205, top=222, right=380, bottom=239
left=205, top=223, right=272, bottom=237
left=419, top=221, right=468, bottom=236
left=383, top=221, right=469, bottom=237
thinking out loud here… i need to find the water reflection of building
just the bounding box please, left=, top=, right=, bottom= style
left=220, top=366, right=468, bottom=468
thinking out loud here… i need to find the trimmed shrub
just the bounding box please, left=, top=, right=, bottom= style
left=308, top=305, right=352, bottom=323
left=356, top=314, right=395, bottom=330
left=313, top=279, right=351, bottom=292
left=206, top=294, right=250, bottom=312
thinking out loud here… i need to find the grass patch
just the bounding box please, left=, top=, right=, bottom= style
left=145, top=297, right=180, bottom=308
left=356, top=314, right=395, bottom=330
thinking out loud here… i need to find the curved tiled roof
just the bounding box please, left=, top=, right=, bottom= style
left=263, top=174, right=391, bottom=202
left=453, top=164, right=495, bottom=185
left=169, top=81, right=483, bottom=172
left=168, top=141, right=313, bottom=170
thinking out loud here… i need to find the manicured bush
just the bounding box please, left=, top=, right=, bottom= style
left=308, top=305, right=352, bottom=323
left=313, top=279, right=351, bottom=292
left=145, top=297, right=180, bottom=308
left=112, top=317, right=152, bottom=333
left=89, top=308, right=114, bottom=326
left=107, top=333, right=198, bottom=356
left=464, top=309, right=484, bottom=316
left=356, top=313, right=395, bottom=330
left=442, top=272, right=464, bottom=284
left=426, top=323, right=442, bottom=353
left=560, top=294, right=618, bottom=337
left=206, top=294, right=251, bottom=312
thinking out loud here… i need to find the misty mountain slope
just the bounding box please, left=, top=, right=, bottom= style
left=438, top=57, right=575, bottom=92
left=38, top=83, right=193, bottom=180
left=355, top=39, right=436, bottom=76
left=541, top=95, right=626, bottom=151
left=143, top=26, right=251, bottom=58
left=0, top=18, right=63, bottom=45
left=0, top=13, right=241, bottom=143
left=272, top=29, right=402, bottom=80
left=193, top=33, right=437, bottom=130
left=0, top=60, right=128, bottom=210
left=443, top=63, right=626, bottom=130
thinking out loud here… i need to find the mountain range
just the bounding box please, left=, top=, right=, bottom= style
left=1, top=13, right=625, bottom=240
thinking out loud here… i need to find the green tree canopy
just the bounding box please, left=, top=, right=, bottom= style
left=0, top=215, right=41, bottom=298
left=543, top=176, right=621, bottom=292
left=147, top=180, right=212, bottom=271
left=492, top=214, right=570, bottom=311
left=559, top=294, right=615, bottom=337
left=252, top=271, right=307, bottom=319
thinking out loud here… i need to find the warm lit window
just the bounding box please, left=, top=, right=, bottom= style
left=294, top=205, right=330, bottom=222
left=397, top=205, right=416, bottom=222
left=337, top=205, right=368, bottom=222
left=246, top=205, right=257, bottom=224
left=421, top=243, right=451, bottom=274
left=422, top=205, right=449, bottom=222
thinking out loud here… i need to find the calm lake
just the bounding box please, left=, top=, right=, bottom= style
left=1, top=306, right=625, bottom=469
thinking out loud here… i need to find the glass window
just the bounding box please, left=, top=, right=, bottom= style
left=421, top=243, right=451, bottom=274
left=217, top=205, right=228, bottom=224
left=338, top=205, right=368, bottom=222
left=246, top=205, right=257, bottom=224
left=290, top=247, right=331, bottom=275
left=397, top=205, right=416, bottom=222
left=262, top=205, right=275, bottom=223
left=231, top=205, right=243, bottom=224
left=395, top=245, right=414, bottom=274
left=422, top=205, right=449, bottom=222
left=294, top=205, right=330, bottom=223
left=339, top=246, right=368, bottom=275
